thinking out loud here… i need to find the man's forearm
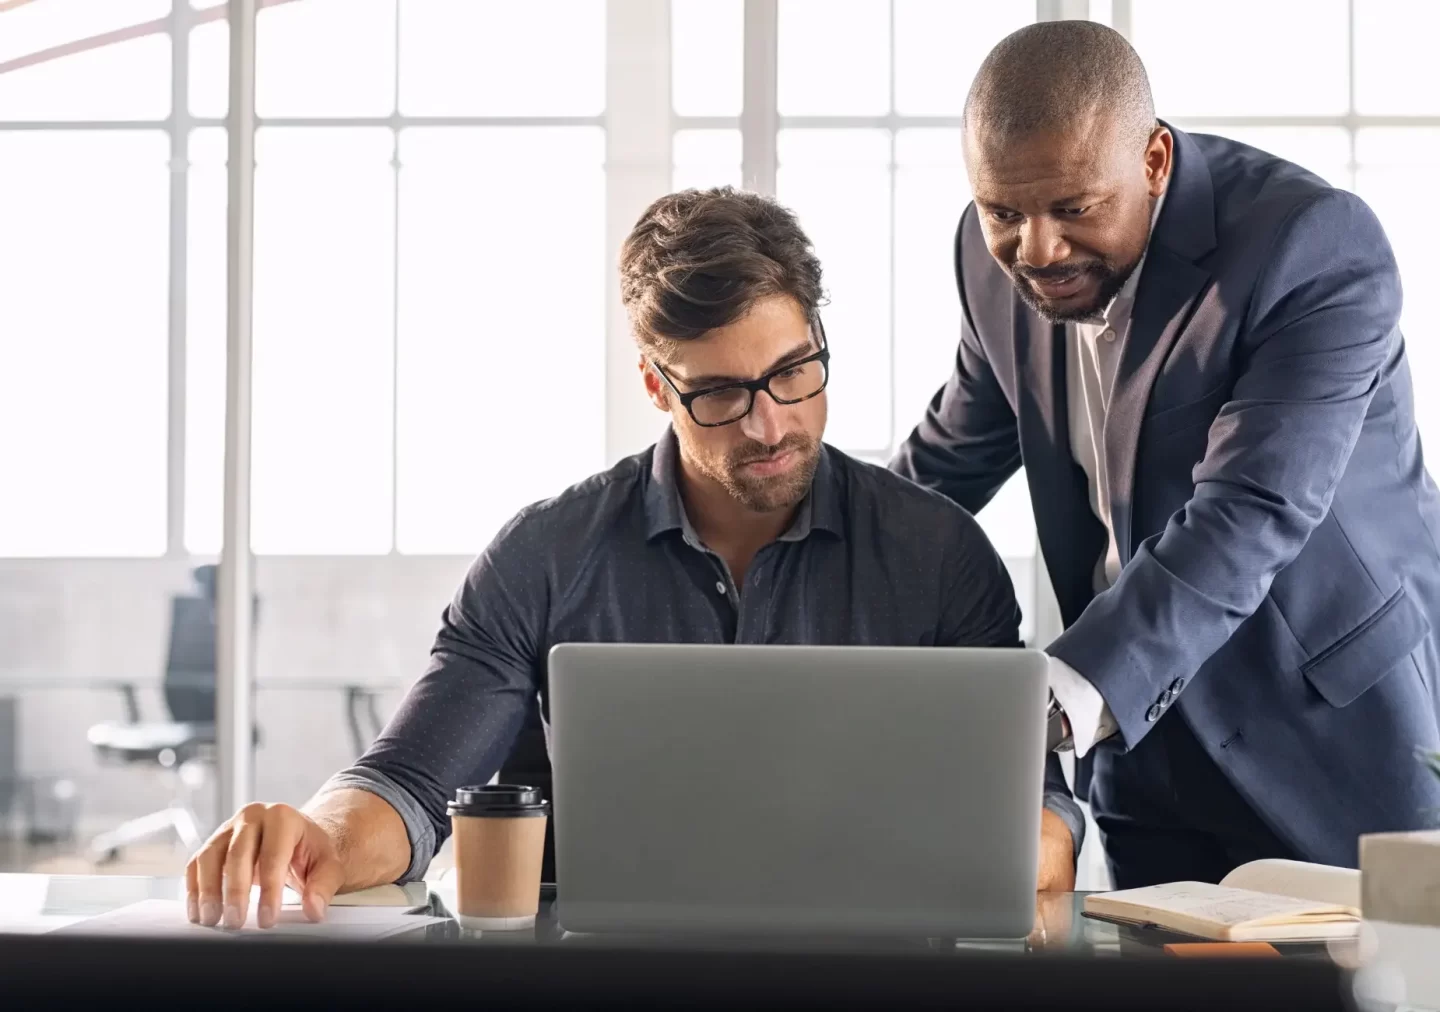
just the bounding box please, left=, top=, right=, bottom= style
left=302, top=787, right=412, bottom=891
left=1038, top=809, right=1077, bottom=892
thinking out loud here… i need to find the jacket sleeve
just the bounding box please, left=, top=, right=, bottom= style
left=1049, top=189, right=1403, bottom=748
left=890, top=206, right=1023, bottom=515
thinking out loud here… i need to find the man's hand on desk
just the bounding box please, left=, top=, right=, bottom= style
left=1037, top=808, right=1077, bottom=893
left=186, top=803, right=346, bottom=929
left=185, top=788, right=409, bottom=930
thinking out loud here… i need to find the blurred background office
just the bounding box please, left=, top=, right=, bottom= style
left=0, top=0, right=1435, bottom=889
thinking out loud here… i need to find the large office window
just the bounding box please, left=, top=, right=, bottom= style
left=6, top=0, right=1437, bottom=566
left=186, top=0, right=608, bottom=555
left=0, top=1, right=610, bottom=558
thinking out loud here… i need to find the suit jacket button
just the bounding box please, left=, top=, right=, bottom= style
left=1161, top=689, right=1175, bottom=705
left=1170, top=678, right=1186, bottom=693
left=1146, top=703, right=1163, bottom=722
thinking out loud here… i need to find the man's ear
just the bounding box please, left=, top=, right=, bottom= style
left=639, top=356, right=670, bottom=413
left=1144, top=124, right=1173, bottom=197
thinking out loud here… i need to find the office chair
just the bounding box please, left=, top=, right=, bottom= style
left=85, top=566, right=250, bottom=863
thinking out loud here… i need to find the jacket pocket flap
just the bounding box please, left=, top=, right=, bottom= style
left=1301, top=587, right=1431, bottom=707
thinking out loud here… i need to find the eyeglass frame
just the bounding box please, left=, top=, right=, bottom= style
left=649, top=318, right=831, bottom=428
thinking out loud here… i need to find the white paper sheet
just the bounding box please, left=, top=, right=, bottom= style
left=55, top=899, right=449, bottom=940
left=175, top=881, right=430, bottom=912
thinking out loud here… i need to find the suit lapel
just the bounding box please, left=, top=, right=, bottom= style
left=1103, top=252, right=1211, bottom=563
left=1102, top=126, right=1218, bottom=564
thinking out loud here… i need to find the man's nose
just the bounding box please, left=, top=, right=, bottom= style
left=1017, top=216, right=1070, bottom=270
left=739, top=389, right=786, bottom=446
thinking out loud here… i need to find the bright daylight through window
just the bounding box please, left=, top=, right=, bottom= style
left=1, top=0, right=1436, bottom=574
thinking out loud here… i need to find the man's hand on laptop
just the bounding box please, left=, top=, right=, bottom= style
left=1037, top=809, right=1077, bottom=892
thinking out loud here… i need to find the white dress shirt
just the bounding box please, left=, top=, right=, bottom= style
left=1047, top=191, right=1167, bottom=757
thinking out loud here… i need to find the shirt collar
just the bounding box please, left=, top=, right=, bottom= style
left=643, top=426, right=844, bottom=545
left=1077, top=186, right=1169, bottom=329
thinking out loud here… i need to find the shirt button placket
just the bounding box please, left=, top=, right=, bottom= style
left=736, top=560, right=769, bottom=644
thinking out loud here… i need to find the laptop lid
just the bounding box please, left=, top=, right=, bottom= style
left=547, top=643, right=1047, bottom=939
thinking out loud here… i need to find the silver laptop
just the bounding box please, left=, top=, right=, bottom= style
left=546, top=643, right=1048, bottom=939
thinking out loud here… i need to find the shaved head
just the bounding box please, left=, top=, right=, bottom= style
left=961, top=21, right=1170, bottom=322
left=965, top=20, right=1155, bottom=155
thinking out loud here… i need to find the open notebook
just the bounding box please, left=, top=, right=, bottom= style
left=1083, top=859, right=1362, bottom=943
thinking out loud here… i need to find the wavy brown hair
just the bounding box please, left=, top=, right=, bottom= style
left=619, top=186, right=825, bottom=361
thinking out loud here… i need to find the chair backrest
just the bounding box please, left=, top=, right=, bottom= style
left=162, top=565, right=258, bottom=724
left=164, top=596, right=218, bottom=723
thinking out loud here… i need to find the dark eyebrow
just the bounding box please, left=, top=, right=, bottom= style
left=680, top=340, right=817, bottom=389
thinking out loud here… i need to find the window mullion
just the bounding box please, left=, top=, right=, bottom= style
left=886, top=0, right=897, bottom=451
left=390, top=0, right=402, bottom=554
left=741, top=0, right=778, bottom=195
left=604, top=0, right=673, bottom=464
left=167, top=1, right=193, bottom=556
left=1111, top=0, right=1132, bottom=38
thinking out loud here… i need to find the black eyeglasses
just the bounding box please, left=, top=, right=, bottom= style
left=651, top=319, right=831, bottom=428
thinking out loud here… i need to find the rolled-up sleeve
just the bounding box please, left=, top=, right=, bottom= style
left=317, top=766, right=438, bottom=883
left=321, top=513, right=548, bottom=882
left=1042, top=755, right=1085, bottom=862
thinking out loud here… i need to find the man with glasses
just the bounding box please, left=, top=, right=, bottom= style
left=186, top=187, right=1081, bottom=931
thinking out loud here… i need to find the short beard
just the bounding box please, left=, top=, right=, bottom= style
left=1010, top=256, right=1139, bottom=323
left=705, top=431, right=820, bottom=512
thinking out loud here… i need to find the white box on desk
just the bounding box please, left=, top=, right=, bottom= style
left=1362, top=830, right=1440, bottom=1012
left=1362, top=830, right=1440, bottom=928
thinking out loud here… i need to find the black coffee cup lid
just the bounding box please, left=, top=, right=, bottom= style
left=448, top=784, right=549, bottom=817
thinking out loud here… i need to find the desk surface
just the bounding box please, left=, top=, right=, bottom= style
left=0, top=872, right=1343, bottom=959
left=0, top=873, right=1389, bottom=1010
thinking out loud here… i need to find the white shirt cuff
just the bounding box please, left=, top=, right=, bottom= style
left=1046, top=655, right=1118, bottom=758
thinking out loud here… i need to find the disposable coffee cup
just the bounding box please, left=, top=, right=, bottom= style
left=447, top=784, right=549, bottom=930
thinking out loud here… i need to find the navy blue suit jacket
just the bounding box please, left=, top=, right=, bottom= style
left=893, top=126, right=1440, bottom=867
